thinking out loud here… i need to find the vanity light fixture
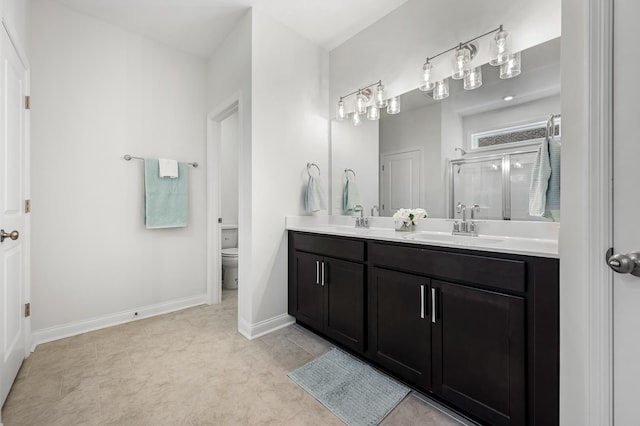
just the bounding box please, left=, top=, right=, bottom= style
left=489, top=26, right=512, bottom=66
left=336, top=80, right=392, bottom=125
left=463, top=66, right=482, bottom=90
left=337, top=97, right=347, bottom=120
left=419, top=60, right=435, bottom=92
left=433, top=79, right=450, bottom=100
left=418, top=25, right=520, bottom=99
left=366, top=105, right=380, bottom=120
left=500, top=52, right=522, bottom=79
left=387, top=96, right=401, bottom=114
left=351, top=111, right=363, bottom=126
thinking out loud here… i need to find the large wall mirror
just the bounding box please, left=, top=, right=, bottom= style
left=331, top=37, right=560, bottom=222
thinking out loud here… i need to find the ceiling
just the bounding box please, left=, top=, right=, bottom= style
left=53, top=0, right=410, bottom=58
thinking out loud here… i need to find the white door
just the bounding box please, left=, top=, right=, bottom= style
left=0, top=27, right=27, bottom=406
left=612, top=1, right=640, bottom=423
left=380, top=150, right=421, bottom=216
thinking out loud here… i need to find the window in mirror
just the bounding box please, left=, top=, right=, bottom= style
left=470, top=118, right=561, bottom=151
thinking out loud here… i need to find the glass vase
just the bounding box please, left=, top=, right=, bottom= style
left=394, top=221, right=414, bottom=232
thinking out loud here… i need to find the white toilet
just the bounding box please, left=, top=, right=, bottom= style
left=221, top=226, right=239, bottom=289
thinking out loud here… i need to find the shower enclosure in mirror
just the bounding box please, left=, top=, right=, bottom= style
left=331, top=37, right=561, bottom=222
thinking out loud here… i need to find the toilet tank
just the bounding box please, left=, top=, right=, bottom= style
left=221, top=226, right=238, bottom=249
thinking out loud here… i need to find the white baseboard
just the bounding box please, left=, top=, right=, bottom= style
left=238, top=313, right=295, bottom=340
left=29, top=294, right=208, bottom=352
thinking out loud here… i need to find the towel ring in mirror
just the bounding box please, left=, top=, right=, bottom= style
left=344, top=168, right=356, bottom=178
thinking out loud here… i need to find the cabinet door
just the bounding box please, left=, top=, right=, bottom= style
left=293, top=251, right=323, bottom=331
left=432, top=280, right=525, bottom=426
left=369, top=267, right=431, bottom=389
left=323, top=257, right=365, bottom=352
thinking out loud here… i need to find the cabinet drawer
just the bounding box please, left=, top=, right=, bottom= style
left=369, top=242, right=525, bottom=293
left=292, top=233, right=365, bottom=262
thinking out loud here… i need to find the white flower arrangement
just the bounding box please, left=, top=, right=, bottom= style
left=392, top=208, right=428, bottom=225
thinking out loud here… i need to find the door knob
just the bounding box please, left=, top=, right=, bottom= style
left=0, top=229, right=19, bottom=243
left=606, top=248, right=640, bottom=277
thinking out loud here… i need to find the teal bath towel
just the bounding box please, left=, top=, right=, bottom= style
left=305, top=175, right=326, bottom=213
left=529, top=137, right=552, bottom=217
left=144, top=159, right=188, bottom=229
left=343, top=174, right=359, bottom=212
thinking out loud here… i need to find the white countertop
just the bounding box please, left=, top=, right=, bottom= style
left=286, top=216, right=559, bottom=259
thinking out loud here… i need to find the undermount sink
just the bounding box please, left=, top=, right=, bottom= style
left=402, top=232, right=503, bottom=245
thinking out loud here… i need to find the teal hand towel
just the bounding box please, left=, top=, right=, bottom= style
left=343, top=175, right=359, bottom=212
left=529, top=137, right=552, bottom=217
left=144, top=159, right=188, bottom=229
left=305, top=176, right=326, bottom=213
left=544, top=138, right=561, bottom=221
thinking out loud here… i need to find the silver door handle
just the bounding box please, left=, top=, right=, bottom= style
left=321, top=261, right=325, bottom=286
left=606, top=248, right=640, bottom=277
left=0, top=229, right=19, bottom=243
left=432, top=288, right=437, bottom=323
left=420, top=285, right=425, bottom=319
left=316, top=261, right=320, bottom=284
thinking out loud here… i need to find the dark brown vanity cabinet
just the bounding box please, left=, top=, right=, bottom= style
left=289, top=231, right=558, bottom=426
left=431, top=280, right=526, bottom=426
left=368, top=267, right=431, bottom=389
left=289, top=233, right=365, bottom=352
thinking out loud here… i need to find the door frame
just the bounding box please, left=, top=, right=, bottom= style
left=206, top=94, right=241, bottom=305
left=560, top=0, right=613, bottom=425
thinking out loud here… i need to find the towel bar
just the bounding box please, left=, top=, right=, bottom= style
left=124, top=154, right=198, bottom=168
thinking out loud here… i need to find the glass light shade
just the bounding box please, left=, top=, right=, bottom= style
left=419, top=62, right=435, bottom=92
left=351, top=112, right=362, bottom=126
left=463, top=67, right=482, bottom=90
left=452, top=47, right=470, bottom=80
left=366, top=105, right=380, bottom=121
left=386, top=96, right=401, bottom=114
left=374, top=84, right=387, bottom=108
left=500, top=52, right=521, bottom=79
left=356, top=91, right=367, bottom=115
left=489, top=29, right=511, bottom=66
left=336, top=99, right=347, bottom=120
left=432, top=79, right=449, bottom=100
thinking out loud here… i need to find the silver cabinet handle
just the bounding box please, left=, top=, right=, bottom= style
left=420, top=285, right=425, bottom=319
left=321, top=261, right=325, bottom=286
left=432, top=288, right=437, bottom=323
left=316, top=261, right=320, bottom=284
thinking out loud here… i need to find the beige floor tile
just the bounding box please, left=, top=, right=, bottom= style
left=2, top=289, right=469, bottom=426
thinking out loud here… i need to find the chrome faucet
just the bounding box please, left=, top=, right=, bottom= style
left=453, top=202, right=479, bottom=236
left=353, top=205, right=369, bottom=228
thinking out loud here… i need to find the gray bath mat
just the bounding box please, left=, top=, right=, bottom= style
left=288, top=348, right=410, bottom=426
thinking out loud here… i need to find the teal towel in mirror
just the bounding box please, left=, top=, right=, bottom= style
left=305, top=176, right=326, bottom=213
left=529, top=137, right=552, bottom=217
left=144, top=159, right=188, bottom=229
left=343, top=175, right=359, bottom=212
left=545, top=138, right=561, bottom=221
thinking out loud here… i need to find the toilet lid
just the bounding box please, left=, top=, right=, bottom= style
left=221, top=248, right=238, bottom=256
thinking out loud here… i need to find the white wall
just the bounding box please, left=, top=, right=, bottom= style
left=249, top=10, right=329, bottom=328
left=1, top=0, right=30, bottom=59
left=220, top=112, right=239, bottom=225
left=205, top=9, right=252, bottom=327
left=331, top=119, right=378, bottom=216
left=330, top=0, right=562, bottom=110
left=379, top=103, right=443, bottom=217
left=30, top=1, right=207, bottom=333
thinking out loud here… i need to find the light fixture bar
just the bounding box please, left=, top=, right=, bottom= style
left=423, top=25, right=503, bottom=64
left=339, top=80, right=383, bottom=101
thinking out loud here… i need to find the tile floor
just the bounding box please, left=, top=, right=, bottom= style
left=2, top=290, right=466, bottom=425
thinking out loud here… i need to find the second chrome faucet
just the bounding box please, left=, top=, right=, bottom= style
left=453, top=202, right=480, bottom=236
